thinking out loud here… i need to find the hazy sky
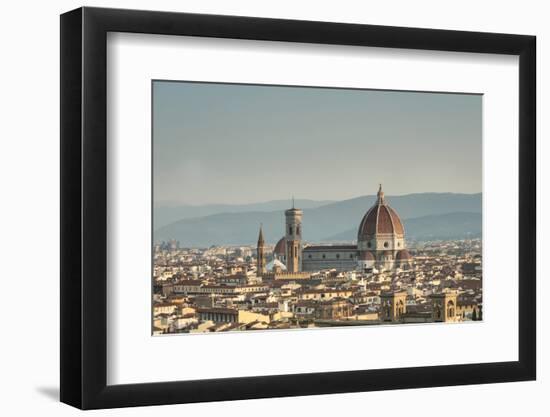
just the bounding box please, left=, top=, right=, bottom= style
left=153, top=81, right=481, bottom=205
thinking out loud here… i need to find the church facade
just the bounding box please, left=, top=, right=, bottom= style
left=257, top=185, right=413, bottom=274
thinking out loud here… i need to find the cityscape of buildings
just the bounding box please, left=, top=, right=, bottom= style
left=153, top=186, right=483, bottom=334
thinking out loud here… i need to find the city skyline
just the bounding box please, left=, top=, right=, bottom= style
left=153, top=185, right=483, bottom=334
left=153, top=81, right=482, bottom=205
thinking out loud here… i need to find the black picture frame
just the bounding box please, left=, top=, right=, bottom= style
left=60, top=6, right=536, bottom=410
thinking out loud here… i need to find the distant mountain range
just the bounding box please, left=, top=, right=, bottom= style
left=154, top=199, right=334, bottom=229
left=325, top=212, right=481, bottom=242
left=154, top=192, right=482, bottom=247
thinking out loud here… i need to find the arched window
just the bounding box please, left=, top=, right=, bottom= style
left=289, top=226, right=293, bottom=235
left=384, top=241, right=389, bottom=248
left=447, top=300, right=455, bottom=319
left=297, top=226, right=301, bottom=235
left=396, top=300, right=404, bottom=318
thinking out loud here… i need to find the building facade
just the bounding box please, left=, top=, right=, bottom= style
left=302, top=245, right=357, bottom=271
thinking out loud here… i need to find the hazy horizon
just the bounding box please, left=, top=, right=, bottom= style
left=155, top=190, right=482, bottom=208
left=153, top=81, right=482, bottom=205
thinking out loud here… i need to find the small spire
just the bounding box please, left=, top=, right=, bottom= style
left=377, top=184, right=385, bottom=203
left=292, top=196, right=295, bottom=209
left=257, top=223, right=264, bottom=244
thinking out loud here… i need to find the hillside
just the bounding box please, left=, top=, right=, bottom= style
left=154, top=192, right=482, bottom=246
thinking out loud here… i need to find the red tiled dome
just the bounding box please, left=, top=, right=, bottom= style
left=396, top=249, right=412, bottom=260
left=359, top=251, right=375, bottom=261
left=358, top=186, right=404, bottom=239
left=274, top=237, right=286, bottom=256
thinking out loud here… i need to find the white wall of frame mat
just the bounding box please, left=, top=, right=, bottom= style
left=0, top=0, right=546, bottom=416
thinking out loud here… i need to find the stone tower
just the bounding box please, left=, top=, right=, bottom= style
left=380, top=291, right=408, bottom=322
left=285, top=199, right=303, bottom=273
left=256, top=225, right=266, bottom=275
left=430, top=292, right=458, bottom=323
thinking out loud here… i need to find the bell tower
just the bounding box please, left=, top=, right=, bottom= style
left=285, top=198, right=303, bottom=273
left=256, top=224, right=266, bottom=275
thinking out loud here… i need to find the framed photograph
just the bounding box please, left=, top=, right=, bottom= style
left=60, top=6, right=536, bottom=410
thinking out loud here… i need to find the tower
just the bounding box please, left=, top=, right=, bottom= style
left=380, top=291, right=407, bottom=322
left=430, top=291, right=458, bottom=323
left=256, top=225, right=266, bottom=275
left=285, top=199, right=303, bottom=273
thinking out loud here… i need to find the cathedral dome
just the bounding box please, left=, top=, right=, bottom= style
left=274, top=237, right=286, bottom=256
left=359, top=251, right=375, bottom=261
left=396, top=249, right=412, bottom=260
left=358, top=185, right=404, bottom=239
